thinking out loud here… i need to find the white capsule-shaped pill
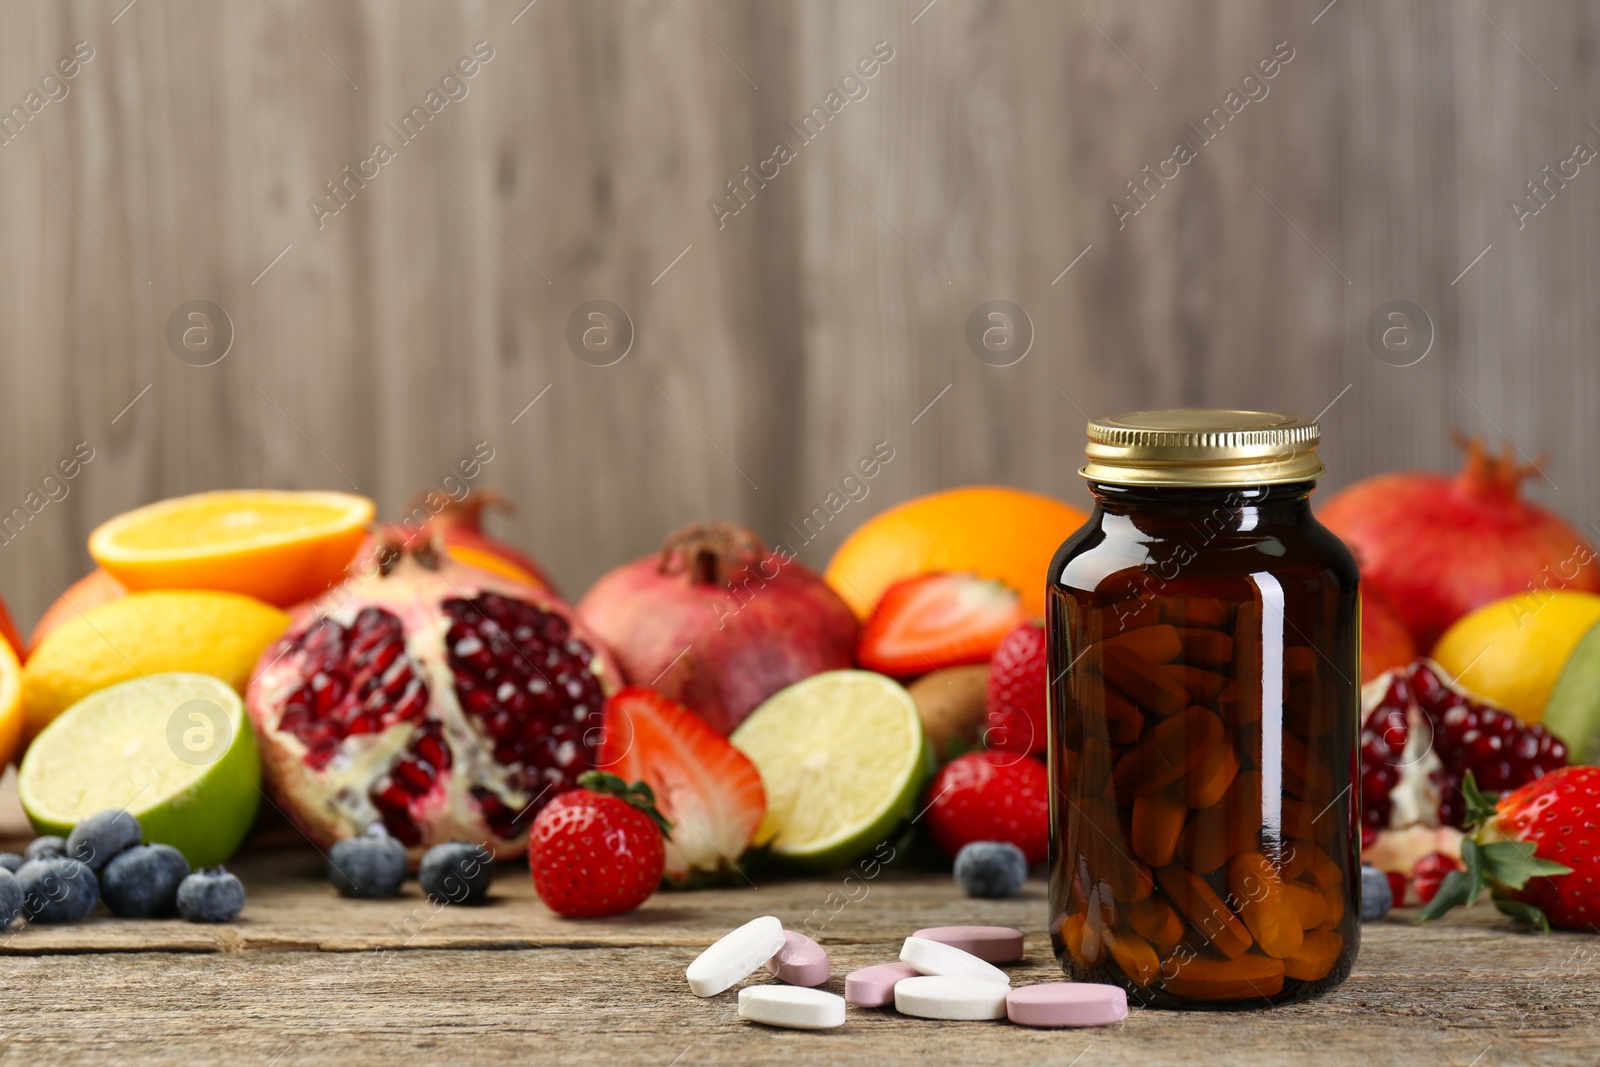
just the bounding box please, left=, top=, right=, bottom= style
left=899, top=936, right=1010, bottom=986
left=687, top=916, right=787, bottom=997
left=738, top=985, right=847, bottom=1030
left=894, top=975, right=1010, bottom=1021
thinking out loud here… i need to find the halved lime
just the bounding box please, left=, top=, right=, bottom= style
left=731, top=670, right=930, bottom=869
left=1543, top=617, right=1600, bottom=764
left=19, top=673, right=261, bottom=868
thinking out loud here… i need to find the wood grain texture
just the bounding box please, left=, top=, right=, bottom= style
left=0, top=780, right=1595, bottom=1065
left=0, top=857, right=1597, bottom=1065
left=1, top=0, right=1597, bottom=631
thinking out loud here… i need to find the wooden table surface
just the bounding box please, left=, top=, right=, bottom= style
left=1, top=785, right=1595, bottom=1067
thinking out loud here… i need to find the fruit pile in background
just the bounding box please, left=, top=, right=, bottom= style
left=1327, top=437, right=1600, bottom=929
left=0, top=440, right=1594, bottom=935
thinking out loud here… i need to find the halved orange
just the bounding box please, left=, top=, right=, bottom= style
left=0, top=638, right=21, bottom=768
left=88, top=490, right=375, bottom=608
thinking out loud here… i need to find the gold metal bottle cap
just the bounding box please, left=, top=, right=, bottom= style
left=1080, top=409, right=1325, bottom=487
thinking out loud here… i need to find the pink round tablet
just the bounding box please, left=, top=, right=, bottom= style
left=1006, top=983, right=1128, bottom=1028
left=762, top=930, right=830, bottom=987
left=843, top=962, right=921, bottom=1007
left=912, top=925, right=1025, bottom=964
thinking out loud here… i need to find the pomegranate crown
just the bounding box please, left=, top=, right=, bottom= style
left=657, top=522, right=768, bottom=586
left=372, top=537, right=446, bottom=576
left=1450, top=430, right=1549, bottom=515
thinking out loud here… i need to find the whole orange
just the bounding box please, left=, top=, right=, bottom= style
left=27, top=568, right=127, bottom=656
left=825, top=486, right=1088, bottom=620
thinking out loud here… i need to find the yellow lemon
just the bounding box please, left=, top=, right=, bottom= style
left=1433, top=590, right=1600, bottom=724
left=21, top=590, right=289, bottom=743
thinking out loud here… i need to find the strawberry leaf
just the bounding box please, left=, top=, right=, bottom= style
left=1418, top=869, right=1477, bottom=922
left=1493, top=897, right=1554, bottom=935
left=576, top=770, right=675, bottom=839
left=1478, top=840, right=1573, bottom=891
left=1459, top=770, right=1500, bottom=831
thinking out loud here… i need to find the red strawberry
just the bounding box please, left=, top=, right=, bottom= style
left=857, top=573, right=1029, bottom=677
left=528, top=771, right=670, bottom=918
left=1418, top=770, right=1586, bottom=932
left=985, top=623, right=1047, bottom=755
left=1494, top=766, right=1599, bottom=932
left=596, top=687, right=767, bottom=887
left=924, top=750, right=1048, bottom=865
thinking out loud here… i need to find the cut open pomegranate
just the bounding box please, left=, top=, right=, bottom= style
left=1359, top=660, right=1567, bottom=839
left=247, top=543, right=617, bottom=860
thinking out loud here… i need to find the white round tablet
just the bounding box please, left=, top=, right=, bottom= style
left=738, top=985, right=847, bottom=1030
left=686, top=916, right=787, bottom=997
left=899, top=936, right=1010, bottom=986
left=894, top=975, right=1010, bottom=1021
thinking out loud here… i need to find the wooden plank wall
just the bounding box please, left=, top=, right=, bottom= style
left=0, top=0, right=1594, bottom=626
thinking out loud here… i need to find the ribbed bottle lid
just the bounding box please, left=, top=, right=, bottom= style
left=1081, top=409, right=1324, bottom=487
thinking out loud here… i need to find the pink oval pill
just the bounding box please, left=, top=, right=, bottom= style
left=912, top=925, right=1025, bottom=964
left=844, top=962, right=920, bottom=1007
left=763, top=930, right=830, bottom=987
left=1006, top=983, right=1128, bottom=1028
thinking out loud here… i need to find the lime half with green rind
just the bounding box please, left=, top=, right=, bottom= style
left=1543, top=617, right=1600, bottom=764
left=19, top=673, right=261, bottom=868
left=731, top=670, right=929, bottom=869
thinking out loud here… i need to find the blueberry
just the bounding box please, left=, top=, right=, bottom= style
left=99, top=844, right=190, bottom=918
left=67, top=809, right=143, bottom=873
left=1360, top=864, right=1394, bottom=922
left=953, top=841, right=1029, bottom=899
left=24, top=836, right=67, bottom=862
left=419, top=842, right=495, bottom=905
left=0, top=869, right=22, bottom=926
left=0, top=853, right=23, bottom=873
left=327, top=835, right=408, bottom=898
left=176, top=868, right=246, bottom=923
left=16, top=858, right=99, bottom=922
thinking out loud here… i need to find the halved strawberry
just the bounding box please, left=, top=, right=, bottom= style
left=596, top=687, right=767, bottom=887
left=856, top=572, right=1029, bottom=677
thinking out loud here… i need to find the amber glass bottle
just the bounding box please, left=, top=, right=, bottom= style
left=1047, top=410, right=1359, bottom=1009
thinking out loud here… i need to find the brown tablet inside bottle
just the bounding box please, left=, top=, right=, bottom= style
left=1046, top=409, right=1359, bottom=1009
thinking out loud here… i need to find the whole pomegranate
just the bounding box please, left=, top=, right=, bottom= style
left=1322, top=434, right=1600, bottom=652
left=1360, top=589, right=1415, bottom=683
left=576, top=523, right=858, bottom=735
left=246, top=542, right=617, bottom=860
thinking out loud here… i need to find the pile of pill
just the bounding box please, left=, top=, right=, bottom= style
left=685, top=917, right=1128, bottom=1030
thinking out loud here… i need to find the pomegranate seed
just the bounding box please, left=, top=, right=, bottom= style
left=369, top=638, right=404, bottom=675
left=346, top=713, right=383, bottom=735
left=393, top=759, right=435, bottom=792
left=1385, top=870, right=1408, bottom=906
left=1412, top=852, right=1462, bottom=904
left=414, top=730, right=449, bottom=769
left=371, top=779, right=410, bottom=813
left=392, top=680, right=429, bottom=722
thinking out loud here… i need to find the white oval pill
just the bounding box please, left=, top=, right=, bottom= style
left=900, top=936, right=1010, bottom=986
left=687, top=916, right=787, bottom=997
left=738, top=985, right=846, bottom=1030
left=894, top=975, right=1010, bottom=1020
